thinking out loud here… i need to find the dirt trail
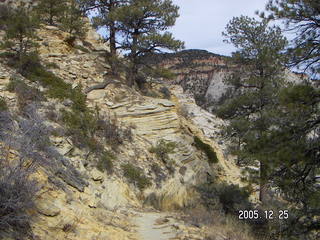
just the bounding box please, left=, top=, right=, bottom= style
left=134, top=212, right=178, bottom=240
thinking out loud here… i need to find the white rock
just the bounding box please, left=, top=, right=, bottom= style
left=87, top=90, right=106, bottom=100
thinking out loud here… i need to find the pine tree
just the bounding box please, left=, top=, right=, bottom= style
left=61, top=0, right=86, bottom=37
left=250, top=84, right=320, bottom=239
left=112, top=0, right=184, bottom=87
left=0, top=5, right=39, bottom=62
left=78, top=0, right=127, bottom=74
left=78, top=0, right=126, bottom=56
left=217, top=16, right=287, bottom=202
left=258, top=0, right=320, bottom=78
left=35, top=0, right=67, bottom=26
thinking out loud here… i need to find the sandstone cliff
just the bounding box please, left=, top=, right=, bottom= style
left=148, top=49, right=308, bottom=113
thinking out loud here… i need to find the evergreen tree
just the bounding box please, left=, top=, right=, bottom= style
left=217, top=16, right=287, bottom=202
left=35, top=0, right=67, bottom=26
left=78, top=0, right=126, bottom=56
left=112, top=0, right=184, bottom=87
left=61, top=0, right=86, bottom=37
left=0, top=5, right=39, bottom=62
left=259, top=0, right=320, bottom=78
left=249, top=84, right=320, bottom=239
left=78, top=0, right=127, bottom=74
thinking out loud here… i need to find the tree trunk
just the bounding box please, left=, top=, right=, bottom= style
left=259, top=161, right=268, bottom=203
left=109, top=22, right=116, bottom=56
left=128, top=29, right=139, bottom=87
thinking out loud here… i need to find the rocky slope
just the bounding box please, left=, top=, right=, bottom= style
left=149, top=49, right=308, bottom=112
left=0, top=18, right=244, bottom=240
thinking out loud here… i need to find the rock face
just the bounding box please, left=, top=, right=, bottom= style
left=150, top=49, right=308, bottom=112
left=147, top=49, right=232, bottom=108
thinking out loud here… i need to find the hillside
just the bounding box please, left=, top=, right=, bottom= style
left=0, top=12, right=248, bottom=240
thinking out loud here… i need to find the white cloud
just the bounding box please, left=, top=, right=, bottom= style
left=171, top=0, right=268, bottom=56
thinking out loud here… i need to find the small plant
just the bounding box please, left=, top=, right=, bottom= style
left=194, top=136, right=218, bottom=164
left=0, top=97, right=8, bottom=111
left=7, top=77, right=45, bottom=113
left=121, top=163, right=151, bottom=191
left=177, top=104, right=189, bottom=118
left=149, top=139, right=176, bottom=163
left=97, top=151, right=115, bottom=174
left=45, top=62, right=60, bottom=69
left=197, top=182, right=251, bottom=215
left=143, top=89, right=161, bottom=98
left=159, top=86, right=171, bottom=99
left=74, top=45, right=90, bottom=53
left=149, top=140, right=176, bottom=174
left=96, top=114, right=132, bottom=146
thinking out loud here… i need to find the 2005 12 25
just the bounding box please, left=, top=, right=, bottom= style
left=238, top=210, right=289, bottom=220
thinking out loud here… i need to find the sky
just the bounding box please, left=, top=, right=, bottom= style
left=170, top=0, right=269, bottom=56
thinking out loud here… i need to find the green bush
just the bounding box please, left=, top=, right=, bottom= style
left=159, top=86, right=171, bottom=99
left=6, top=53, right=87, bottom=105
left=97, top=151, right=115, bottom=174
left=149, top=139, right=176, bottom=163
left=60, top=108, right=99, bottom=150
left=7, top=77, right=45, bottom=112
left=45, top=62, right=60, bottom=69
left=0, top=97, right=8, bottom=111
left=198, top=182, right=251, bottom=215
left=194, top=136, right=218, bottom=164
left=121, top=163, right=151, bottom=191
left=149, top=139, right=176, bottom=174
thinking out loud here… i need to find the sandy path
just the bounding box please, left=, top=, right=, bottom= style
left=134, top=212, right=177, bottom=240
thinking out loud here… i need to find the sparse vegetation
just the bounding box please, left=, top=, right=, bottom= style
left=0, top=108, right=58, bottom=239
left=0, top=5, right=39, bottom=61
left=151, top=163, right=166, bottom=187
left=97, top=151, right=115, bottom=174
left=149, top=139, right=176, bottom=163
left=122, top=163, right=151, bottom=191
left=7, top=76, right=45, bottom=113
left=177, top=104, right=189, bottom=118
left=149, top=139, right=176, bottom=174
left=0, top=97, right=8, bottom=111
left=159, top=86, right=171, bottom=99
left=194, top=136, right=218, bottom=164
left=45, top=62, right=60, bottom=69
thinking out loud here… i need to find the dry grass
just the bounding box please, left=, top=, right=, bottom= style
left=205, top=215, right=256, bottom=240
left=183, top=206, right=256, bottom=240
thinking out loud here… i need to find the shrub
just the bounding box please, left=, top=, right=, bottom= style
left=0, top=97, right=8, bottom=111
left=151, top=163, right=166, bottom=187
left=7, top=77, right=45, bottom=113
left=194, top=136, right=218, bottom=164
left=149, top=139, right=176, bottom=174
left=97, top=151, right=115, bottom=174
left=60, top=108, right=99, bottom=150
left=96, top=114, right=132, bottom=146
left=177, top=104, right=190, bottom=118
left=121, top=163, right=151, bottom=191
left=6, top=53, right=88, bottom=105
left=0, top=110, right=55, bottom=239
left=0, top=5, right=10, bottom=30
left=159, top=86, right=171, bottom=99
left=143, top=89, right=161, bottom=98
left=149, top=139, right=176, bottom=163
left=198, top=182, right=251, bottom=215
left=46, top=62, right=60, bottom=69
left=0, top=162, right=38, bottom=239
